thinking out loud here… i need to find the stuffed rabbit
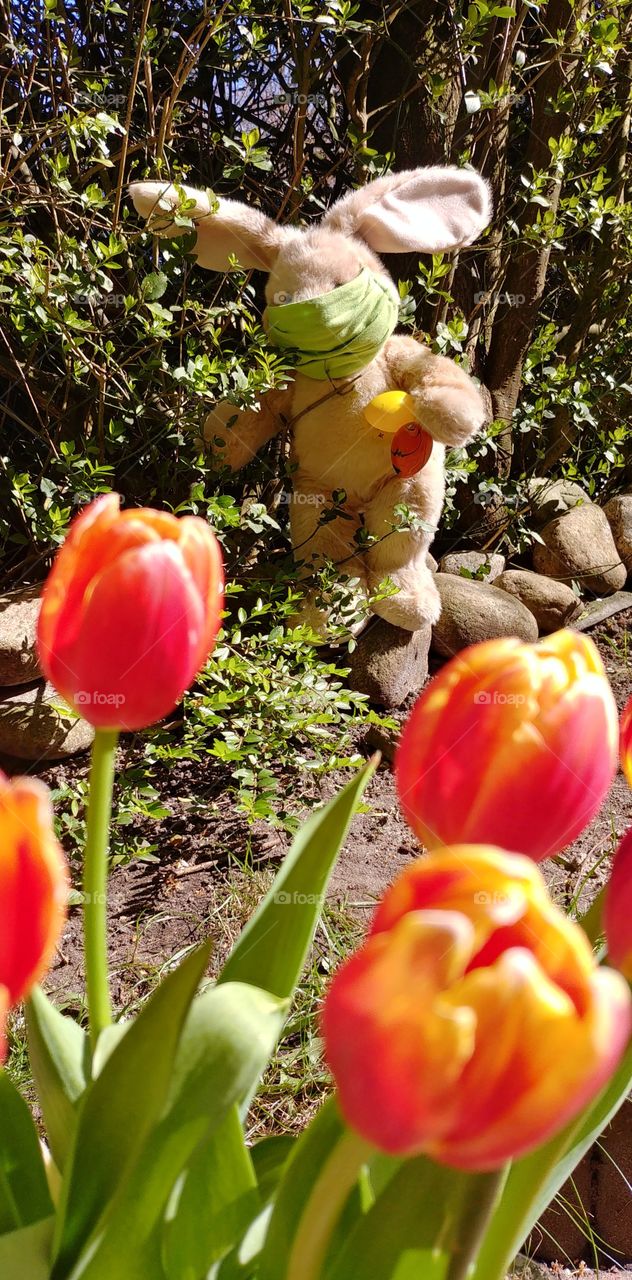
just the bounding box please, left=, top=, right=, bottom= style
left=130, top=169, right=490, bottom=633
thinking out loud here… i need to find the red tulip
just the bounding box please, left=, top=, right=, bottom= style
left=605, top=827, right=632, bottom=980
left=0, top=775, right=68, bottom=1061
left=37, top=494, right=224, bottom=731
left=322, top=846, right=631, bottom=1170
left=621, top=694, right=632, bottom=789
left=396, top=630, right=619, bottom=862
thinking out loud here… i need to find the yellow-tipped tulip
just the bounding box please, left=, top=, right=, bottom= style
left=396, top=630, right=619, bottom=862
left=322, top=846, right=631, bottom=1170
left=0, top=775, right=68, bottom=1061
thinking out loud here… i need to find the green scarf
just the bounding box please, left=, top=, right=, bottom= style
left=264, top=268, right=399, bottom=380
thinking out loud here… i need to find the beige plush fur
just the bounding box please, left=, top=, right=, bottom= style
left=130, top=169, right=491, bottom=632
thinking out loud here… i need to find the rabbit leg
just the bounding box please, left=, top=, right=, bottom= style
left=289, top=483, right=370, bottom=637
left=364, top=472, right=442, bottom=630
left=204, top=386, right=293, bottom=472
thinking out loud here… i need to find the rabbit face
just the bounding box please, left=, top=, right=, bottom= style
left=264, top=228, right=397, bottom=309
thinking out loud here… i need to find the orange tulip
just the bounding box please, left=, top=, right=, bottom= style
left=605, top=828, right=632, bottom=980
left=38, top=494, right=224, bottom=731
left=322, top=846, right=630, bottom=1170
left=396, top=630, right=618, bottom=862
left=621, top=694, right=632, bottom=789
left=0, top=775, right=68, bottom=1061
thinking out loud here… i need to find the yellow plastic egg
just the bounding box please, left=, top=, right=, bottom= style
left=363, top=390, right=419, bottom=434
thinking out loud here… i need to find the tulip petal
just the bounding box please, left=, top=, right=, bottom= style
left=323, top=910, right=476, bottom=1154
left=605, top=827, right=632, bottom=979
left=0, top=986, right=9, bottom=1063
left=621, top=695, right=632, bottom=790
left=60, top=542, right=206, bottom=729
left=0, top=778, right=68, bottom=1006
left=177, top=517, right=225, bottom=667
left=433, top=953, right=631, bottom=1169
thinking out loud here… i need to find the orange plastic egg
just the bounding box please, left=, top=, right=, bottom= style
left=390, top=422, right=433, bottom=477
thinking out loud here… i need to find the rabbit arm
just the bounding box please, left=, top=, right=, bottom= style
left=204, top=385, right=293, bottom=472
left=387, top=334, right=487, bottom=448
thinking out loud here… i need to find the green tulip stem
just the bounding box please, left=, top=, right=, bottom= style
left=446, top=1166, right=510, bottom=1280
left=287, top=1129, right=372, bottom=1280
left=83, top=727, right=119, bottom=1049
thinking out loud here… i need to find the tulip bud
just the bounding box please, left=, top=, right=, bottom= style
left=0, top=775, right=68, bottom=1061
left=605, top=827, right=632, bottom=980
left=322, top=846, right=631, bottom=1170
left=396, top=630, right=619, bottom=862
left=621, top=694, right=632, bottom=789
left=37, top=494, right=224, bottom=731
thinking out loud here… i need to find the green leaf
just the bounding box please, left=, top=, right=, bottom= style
left=0, top=1216, right=54, bottom=1279
left=219, top=759, right=377, bottom=999
left=162, top=1105, right=258, bottom=1278
left=471, top=1040, right=632, bottom=1280
left=141, top=271, right=169, bottom=301
left=63, top=983, right=285, bottom=1280
left=0, top=1072, right=53, bottom=1233
left=325, top=1158, right=494, bottom=1280
left=26, top=987, right=89, bottom=1170
left=258, top=1097, right=354, bottom=1280
left=250, top=1135, right=295, bottom=1202
left=51, top=942, right=212, bottom=1279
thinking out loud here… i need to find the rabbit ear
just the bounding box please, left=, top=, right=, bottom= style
left=129, top=182, right=287, bottom=271
left=321, top=168, right=491, bottom=254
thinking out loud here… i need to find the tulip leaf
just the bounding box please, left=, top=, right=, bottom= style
left=258, top=1096, right=361, bottom=1280
left=211, top=1136, right=296, bottom=1280
left=218, top=757, right=377, bottom=1000
left=61, top=983, right=285, bottom=1280
left=250, top=1134, right=295, bottom=1201
left=471, top=1039, right=632, bottom=1280
left=26, top=986, right=89, bottom=1170
left=0, top=1215, right=55, bottom=1279
left=0, top=1072, right=53, bottom=1234
left=324, top=1157, right=487, bottom=1280
left=161, top=1104, right=259, bottom=1279
left=51, top=941, right=212, bottom=1279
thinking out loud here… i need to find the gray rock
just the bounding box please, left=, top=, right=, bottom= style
left=438, top=550, right=506, bottom=582
left=346, top=617, right=431, bottom=708
left=573, top=589, right=632, bottom=631
left=0, top=681, right=94, bottom=761
left=494, top=569, right=581, bottom=634
left=432, top=574, right=538, bottom=656
left=426, top=551, right=438, bottom=573
left=526, top=476, right=590, bottom=526
left=0, top=585, right=42, bottom=686
left=533, top=503, right=627, bottom=595
left=603, top=494, right=632, bottom=571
